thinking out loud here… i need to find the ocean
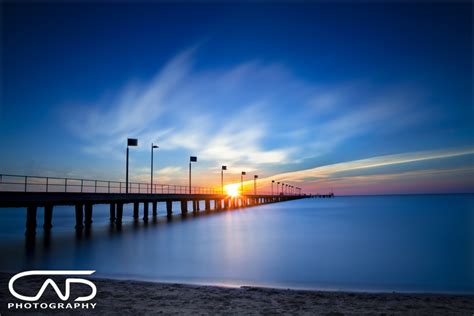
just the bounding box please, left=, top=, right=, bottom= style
left=0, top=194, right=472, bottom=294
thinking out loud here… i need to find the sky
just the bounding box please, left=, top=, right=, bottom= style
left=0, top=2, right=473, bottom=195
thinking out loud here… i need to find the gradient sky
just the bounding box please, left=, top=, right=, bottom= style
left=1, top=2, right=473, bottom=195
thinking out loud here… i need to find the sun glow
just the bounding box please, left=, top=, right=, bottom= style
left=224, top=184, right=240, bottom=197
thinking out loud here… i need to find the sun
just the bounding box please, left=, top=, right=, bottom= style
left=224, top=184, right=240, bottom=197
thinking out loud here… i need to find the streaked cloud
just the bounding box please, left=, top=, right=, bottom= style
left=258, top=147, right=474, bottom=183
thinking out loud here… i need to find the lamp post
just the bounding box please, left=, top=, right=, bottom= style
left=241, top=171, right=246, bottom=194
left=254, top=175, right=258, bottom=196
left=271, top=180, right=275, bottom=196
left=151, top=143, right=159, bottom=194
left=126, top=138, right=138, bottom=194
left=189, top=156, right=197, bottom=194
left=281, top=183, right=284, bottom=195
left=277, top=182, right=280, bottom=196
left=221, top=165, right=227, bottom=194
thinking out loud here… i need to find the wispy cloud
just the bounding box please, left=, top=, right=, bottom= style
left=259, top=147, right=474, bottom=182
left=64, top=47, right=442, bottom=186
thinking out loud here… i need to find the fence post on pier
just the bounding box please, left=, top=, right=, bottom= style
left=109, top=203, right=116, bottom=223
left=166, top=200, right=173, bottom=217
left=84, top=204, right=93, bottom=228
left=152, top=201, right=157, bottom=217
left=133, top=202, right=139, bottom=219
left=75, top=204, right=83, bottom=229
left=25, top=205, right=37, bottom=235
left=143, top=202, right=149, bottom=222
left=44, top=204, right=53, bottom=230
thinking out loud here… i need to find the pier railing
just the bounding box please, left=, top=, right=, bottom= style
left=0, top=174, right=221, bottom=194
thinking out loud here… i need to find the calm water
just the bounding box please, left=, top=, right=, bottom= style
left=0, top=195, right=472, bottom=294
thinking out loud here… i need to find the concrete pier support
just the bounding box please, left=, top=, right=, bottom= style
left=152, top=201, right=157, bottom=217
left=116, top=203, right=123, bottom=225
left=25, top=205, right=37, bottom=235
left=166, top=200, right=173, bottom=217
left=133, top=202, right=139, bottom=219
left=214, top=199, right=220, bottom=210
left=75, top=204, right=83, bottom=229
left=205, top=199, right=211, bottom=211
left=44, top=204, right=53, bottom=230
left=84, top=204, right=93, bottom=228
left=143, top=202, right=149, bottom=221
left=109, top=203, right=116, bottom=223
left=180, top=200, right=188, bottom=215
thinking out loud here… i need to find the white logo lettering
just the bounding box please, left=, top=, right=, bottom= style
left=8, top=270, right=97, bottom=302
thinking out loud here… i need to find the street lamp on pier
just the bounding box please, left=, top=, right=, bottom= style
left=189, top=156, right=197, bottom=194
left=151, top=143, right=159, bottom=194
left=241, top=171, right=246, bottom=194
left=254, top=175, right=258, bottom=195
left=221, top=165, right=227, bottom=194
left=126, top=138, right=138, bottom=194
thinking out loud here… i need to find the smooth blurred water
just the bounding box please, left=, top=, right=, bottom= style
left=0, top=195, right=472, bottom=293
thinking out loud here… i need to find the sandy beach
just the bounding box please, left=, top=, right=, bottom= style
left=1, top=272, right=473, bottom=315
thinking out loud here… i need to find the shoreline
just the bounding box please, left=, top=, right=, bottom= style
left=1, top=273, right=473, bottom=315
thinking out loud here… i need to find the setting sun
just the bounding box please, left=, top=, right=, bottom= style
left=224, top=184, right=240, bottom=197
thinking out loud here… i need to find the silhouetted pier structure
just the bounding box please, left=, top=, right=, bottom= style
left=310, top=193, right=335, bottom=198
left=0, top=174, right=305, bottom=235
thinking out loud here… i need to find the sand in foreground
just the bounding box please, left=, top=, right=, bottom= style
left=1, top=273, right=473, bottom=315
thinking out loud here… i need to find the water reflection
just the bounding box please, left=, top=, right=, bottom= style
left=6, top=196, right=474, bottom=294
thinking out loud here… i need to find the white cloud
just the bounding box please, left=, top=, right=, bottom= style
left=65, top=47, right=437, bottom=183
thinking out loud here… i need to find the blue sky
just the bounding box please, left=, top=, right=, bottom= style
left=1, top=2, right=472, bottom=194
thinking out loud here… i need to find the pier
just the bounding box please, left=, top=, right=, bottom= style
left=0, top=174, right=305, bottom=235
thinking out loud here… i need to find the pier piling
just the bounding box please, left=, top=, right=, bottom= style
left=152, top=201, right=157, bottom=217
left=133, top=202, right=139, bottom=219
left=143, top=202, right=149, bottom=221
left=166, top=200, right=173, bottom=217
left=116, top=203, right=123, bottom=225
left=75, top=204, right=83, bottom=229
left=44, top=204, right=53, bottom=230
left=109, top=203, right=116, bottom=223
left=25, top=205, right=37, bottom=235
left=84, top=204, right=93, bottom=228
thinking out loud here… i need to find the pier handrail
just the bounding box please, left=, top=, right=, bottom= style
left=0, top=173, right=221, bottom=195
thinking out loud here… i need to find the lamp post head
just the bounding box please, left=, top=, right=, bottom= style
left=190, top=156, right=197, bottom=162
left=241, top=171, right=246, bottom=175
left=272, top=180, right=275, bottom=183
left=127, top=138, right=138, bottom=146
left=222, top=165, right=227, bottom=170
left=254, top=175, right=258, bottom=179
left=152, top=145, right=159, bottom=149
